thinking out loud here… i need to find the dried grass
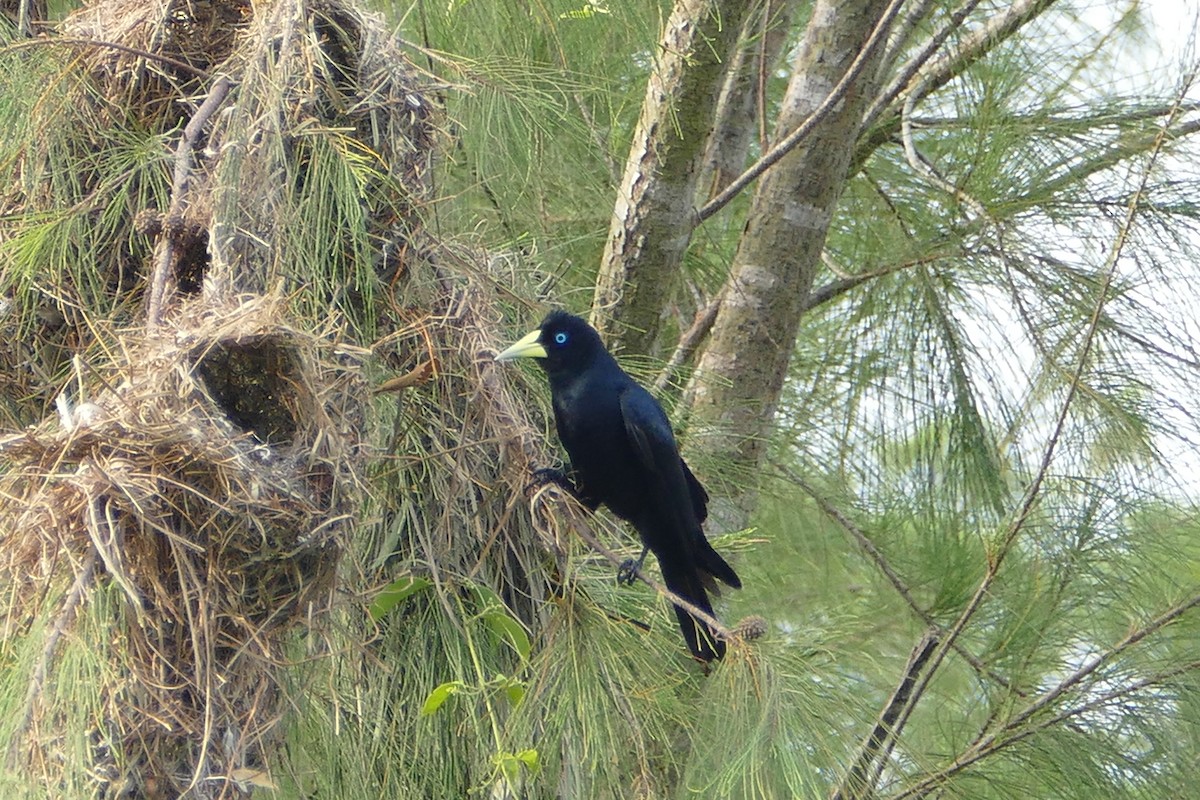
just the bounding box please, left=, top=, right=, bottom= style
left=61, top=0, right=251, bottom=128
left=0, top=295, right=367, bottom=795
left=0, top=0, right=444, bottom=793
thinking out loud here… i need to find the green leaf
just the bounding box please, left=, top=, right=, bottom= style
left=490, top=673, right=525, bottom=706
left=420, top=681, right=464, bottom=717
left=493, top=748, right=540, bottom=783
left=369, top=576, right=432, bottom=621
left=515, top=749, right=539, bottom=772
left=559, top=2, right=610, bottom=20
left=466, top=582, right=531, bottom=659
left=503, top=681, right=525, bottom=707
left=484, top=610, right=532, bottom=660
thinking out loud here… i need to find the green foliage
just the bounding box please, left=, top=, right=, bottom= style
left=397, top=0, right=668, bottom=283
left=0, top=40, right=171, bottom=424
left=0, top=584, right=132, bottom=799
left=5, top=0, right=1200, bottom=797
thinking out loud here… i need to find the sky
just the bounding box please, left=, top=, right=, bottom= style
left=1076, top=1, right=1200, bottom=497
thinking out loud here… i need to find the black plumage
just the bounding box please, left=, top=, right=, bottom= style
left=497, top=310, right=741, bottom=661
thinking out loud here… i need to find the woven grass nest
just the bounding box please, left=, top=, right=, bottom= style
left=0, top=0, right=441, bottom=793
left=1, top=297, right=365, bottom=793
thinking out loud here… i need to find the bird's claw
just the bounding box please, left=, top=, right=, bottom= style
left=525, top=467, right=571, bottom=495
left=616, top=558, right=640, bottom=586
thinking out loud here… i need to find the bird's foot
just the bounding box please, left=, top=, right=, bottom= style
left=616, top=558, right=641, bottom=586
left=525, top=467, right=572, bottom=495
left=616, top=545, right=648, bottom=585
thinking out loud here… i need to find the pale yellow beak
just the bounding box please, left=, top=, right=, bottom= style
left=495, top=328, right=547, bottom=361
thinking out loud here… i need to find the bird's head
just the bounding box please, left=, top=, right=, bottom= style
left=495, top=310, right=605, bottom=376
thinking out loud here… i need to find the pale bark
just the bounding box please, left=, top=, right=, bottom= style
left=685, top=0, right=895, bottom=529
left=590, top=0, right=754, bottom=356
left=697, top=1, right=797, bottom=204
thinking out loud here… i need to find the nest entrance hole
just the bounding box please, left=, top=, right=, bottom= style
left=194, top=337, right=302, bottom=445
left=174, top=226, right=208, bottom=295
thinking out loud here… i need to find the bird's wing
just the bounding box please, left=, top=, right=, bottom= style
left=681, top=460, right=709, bottom=523
left=620, top=384, right=741, bottom=591
left=619, top=387, right=676, bottom=471
left=615, top=386, right=708, bottom=522
left=618, top=386, right=698, bottom=527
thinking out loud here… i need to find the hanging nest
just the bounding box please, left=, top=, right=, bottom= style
left=61, top=0, right=250, bottom=129
left=0, top=296, right=367, bottom=795
left=0, top=0, right=441, bottom=793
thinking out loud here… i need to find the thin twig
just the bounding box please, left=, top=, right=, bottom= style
left=8, top=549, right=97, bottom=767
left=853, top=0, right=1055, bottom=169
left=653, top=297, right=721, bottom=393
left=696, top=0, right=907, bottom=223
left=0, top=36, right=212, bottom=80
left=900, top=87, right=993, bottom=223
left=986, top=593, right=1200, bottom=744
left=893, top=595, right=1200, bottom=799
left=779, top=466, right=922, bottom=612
left=147, top=76, right=232, bottom=332
left=776, top=463, right=1020, bottom=693
left=833, top=630, right=940, bottom=800
left=877, top=0, right=941, bottom=72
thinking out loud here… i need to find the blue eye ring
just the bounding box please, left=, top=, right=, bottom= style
left=553, top=331, right=568, bottom=345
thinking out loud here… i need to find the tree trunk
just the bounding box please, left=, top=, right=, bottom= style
left=685, top=0, right=894, bottom=529
left=697, top=0, right=797, bottom=205
left=590, top=0, right=753, bottom=356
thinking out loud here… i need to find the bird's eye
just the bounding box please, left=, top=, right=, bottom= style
left=554, top=331, right=568, bottom=345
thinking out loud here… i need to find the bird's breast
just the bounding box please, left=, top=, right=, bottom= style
left=554, top=405, right=642, bottom=519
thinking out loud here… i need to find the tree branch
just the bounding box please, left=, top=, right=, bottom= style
left=809, top=107, right=1200, bottom=314
left=0, top=36, right=213, bottom=79
left=802, top=253, right=944, bottom=312
left=853, top=0, right=1057, bottom=172
left=833, top=630, right=940, bottom=800
left=696, top=0, right=907, bottom=223
left=147, top=76, right=232, bottom=332
left=591, top=0, right=756, bottom=354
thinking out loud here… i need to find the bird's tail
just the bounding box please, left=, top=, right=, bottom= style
left=659, top=559, right=726, bottom=661
left=696, top=534, right=741, bottom=589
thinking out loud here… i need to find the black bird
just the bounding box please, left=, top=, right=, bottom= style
left=496, top=310, right=741, bottom=661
